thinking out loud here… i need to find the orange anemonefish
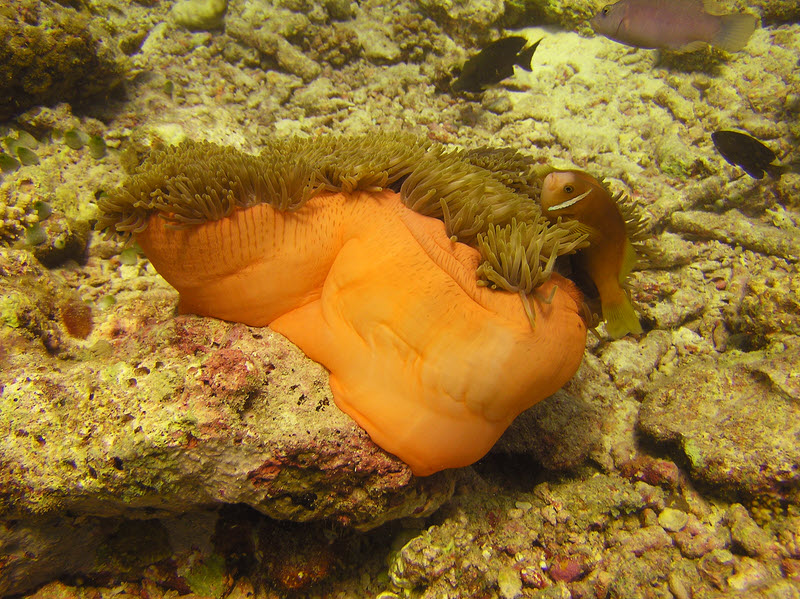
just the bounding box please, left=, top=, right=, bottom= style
left=540, top=170, right=643, bottom=339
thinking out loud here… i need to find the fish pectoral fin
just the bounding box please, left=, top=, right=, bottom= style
left=572, top=222, right=601, bottom=239
left=674, top=40, right=707, bottom=53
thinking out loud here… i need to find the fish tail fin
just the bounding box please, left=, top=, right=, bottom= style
left=602, top=295, right=642, bottom=340
left=515, top=39, right=542, bottom=72
left=785, top=159, right=800, bottom=176
left=712, top=13, right=758, bottom=52
left=765, top=163, right=789, bottom=179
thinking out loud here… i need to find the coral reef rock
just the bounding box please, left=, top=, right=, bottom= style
left=0, top=2, right=126, bottom=120
left=0, top=247, right=455, bottom=593
left=639, top=337, right=800, bottom=501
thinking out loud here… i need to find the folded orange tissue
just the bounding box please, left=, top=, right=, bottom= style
left=100, top=136, right=588, bottom=475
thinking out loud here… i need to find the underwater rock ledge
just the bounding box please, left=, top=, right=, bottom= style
left=0, top=249, right=455, bottom=529
left=0, top=246, right=458, bottom=595
left=639, top=337, right=800, bottom=502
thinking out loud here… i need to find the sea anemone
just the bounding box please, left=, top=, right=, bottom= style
left=98, top=133, right=589, bottom=475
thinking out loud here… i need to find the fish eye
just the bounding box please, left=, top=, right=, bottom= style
left=563, top=185, right=574, bottom=193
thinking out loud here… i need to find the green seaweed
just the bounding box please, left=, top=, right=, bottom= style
left=64, top=129, right=86, bottom=150
left=88, top=135, right=107, bottom=159
left=25, top=223, right=47, bottom=246
left=0, top=152, right=20, bottom=173
left=184, top=553, right=228, bottom=598
left=16, top=147, right=39, bottom=166
left=16, top=130, right=38, bottom=149
left=119, top=247, right=139, bottom=265
left=96, top=295, right=117, bottom=310
left=33, top=201, right=52, bottom=221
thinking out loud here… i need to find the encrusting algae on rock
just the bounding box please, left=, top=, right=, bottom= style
left=0, top=186, right=39, bottom=245
left=98, top=133, right=590, bottom=476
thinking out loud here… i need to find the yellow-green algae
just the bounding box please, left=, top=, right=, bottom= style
left=97, top=132, right=589, bottom=298
left=0, top=2, right=126, bottom=120
left=0, top=185, right=39, bottom=245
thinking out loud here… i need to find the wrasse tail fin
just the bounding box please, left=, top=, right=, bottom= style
left=602, top=295, right=642, bottom=339
left=712, top=13, right=758, bottom=53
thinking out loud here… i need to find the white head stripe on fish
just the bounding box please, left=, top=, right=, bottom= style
left=547, top=188, right=592, bottom=211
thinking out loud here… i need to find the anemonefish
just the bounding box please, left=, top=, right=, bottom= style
left=540, top=170, right=643, bottom=339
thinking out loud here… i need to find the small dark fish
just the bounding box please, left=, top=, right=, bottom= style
left=711, top=130, right=800, bottom=180
left=590, top=0, right=757, bottom=53
left=452, top=36, right=541, bottom=93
